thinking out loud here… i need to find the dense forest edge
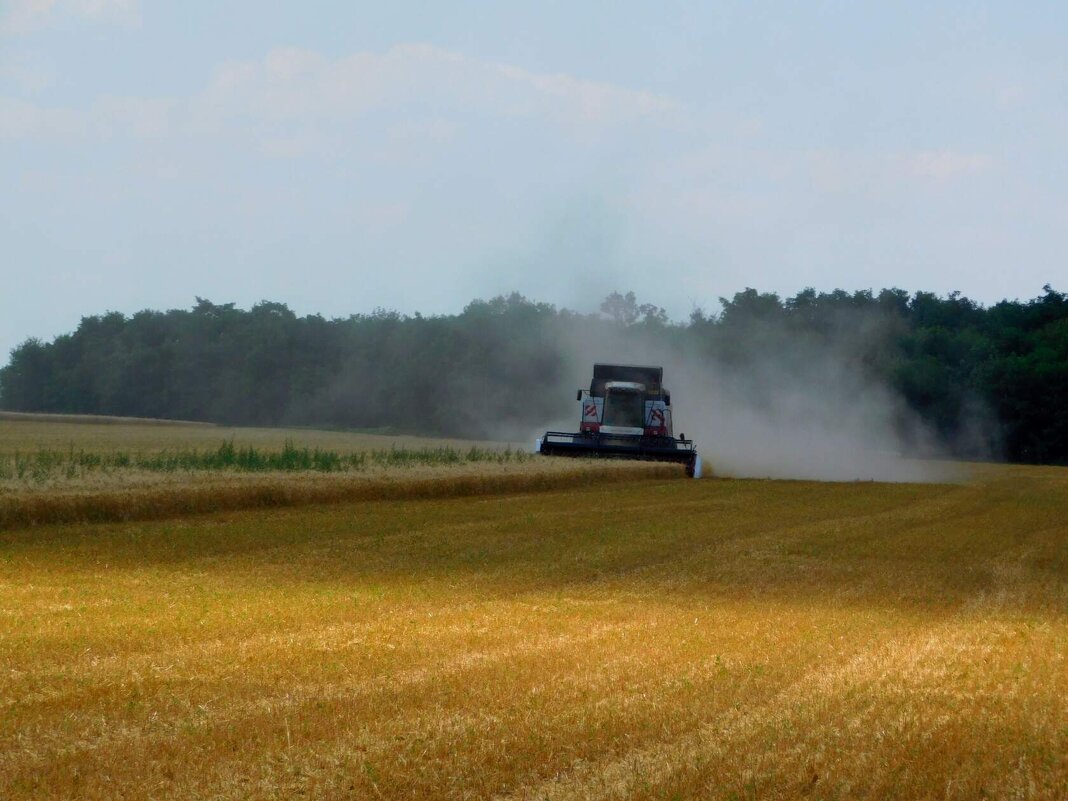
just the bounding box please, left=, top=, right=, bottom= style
left=2, top=286, right=1066, bottom=464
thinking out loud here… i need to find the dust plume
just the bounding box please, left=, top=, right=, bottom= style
left=547, top=313, right=964, bottom=483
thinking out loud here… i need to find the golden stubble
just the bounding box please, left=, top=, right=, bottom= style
left=0, top=458, right=1065, bottom=798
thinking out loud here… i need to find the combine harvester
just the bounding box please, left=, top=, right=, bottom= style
left=537, top=364, right=703, bottom=478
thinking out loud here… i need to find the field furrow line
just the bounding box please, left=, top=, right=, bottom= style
left=495, top=619, right=1008, bottom=801
left=1, top=619, right=648, bottom=768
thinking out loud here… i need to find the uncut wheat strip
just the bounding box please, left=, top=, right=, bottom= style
left=0, top=618, right=650, bottom=769
left=0, top=463, right=682, bottom=529
left=496, top=618, right=1062, bottom=801
left=0, top=444, right=659, bottom=490
left=0, top=453, right=573, bottom=495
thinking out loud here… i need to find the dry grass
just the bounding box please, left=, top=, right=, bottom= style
left=1, top=462, right=1065, bottom=799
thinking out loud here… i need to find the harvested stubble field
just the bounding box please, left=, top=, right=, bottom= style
left=0, top=415, right=1065, bottom=801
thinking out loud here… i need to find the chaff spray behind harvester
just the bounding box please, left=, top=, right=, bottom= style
left=537, top=364, right=703, bottom=478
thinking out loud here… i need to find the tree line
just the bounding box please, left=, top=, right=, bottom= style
left=1, top=287, right=1065, bottom=463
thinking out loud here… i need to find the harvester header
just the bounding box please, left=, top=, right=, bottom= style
left=537, top=363, right=702, bottom=478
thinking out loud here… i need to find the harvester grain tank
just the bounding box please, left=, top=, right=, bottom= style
left=537, top=364, right=702, bottom=478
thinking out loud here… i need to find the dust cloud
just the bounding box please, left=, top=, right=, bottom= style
left=547, top=322, right=963, bottom=484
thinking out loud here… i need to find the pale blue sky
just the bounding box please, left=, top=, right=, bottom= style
left=2, top=1, right=1066, bottom=360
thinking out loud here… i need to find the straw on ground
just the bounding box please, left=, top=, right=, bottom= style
left=1, top=459, right=1065, bottom=799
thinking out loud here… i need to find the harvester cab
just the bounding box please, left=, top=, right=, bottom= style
left=537, top=364, right=702, bottom=478
left=599, top=381, right=647, bottom=435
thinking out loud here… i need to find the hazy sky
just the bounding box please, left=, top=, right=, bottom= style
left=3, top=1, right=1066, bottom=361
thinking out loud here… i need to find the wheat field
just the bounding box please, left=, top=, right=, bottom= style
left=0, top=414, right=513, bottom=459
left=0, top=419, right=675, bottom=530
left=1, top=424, right=1065, bottom=800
